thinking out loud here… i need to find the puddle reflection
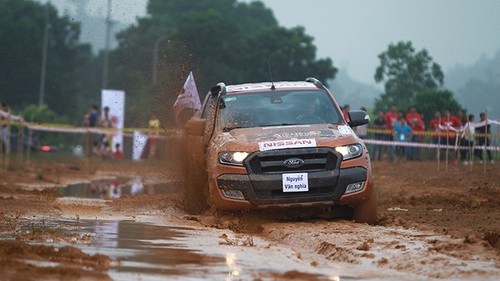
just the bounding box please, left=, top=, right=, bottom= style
left=59, top=177, right=168, bottom=199
left=82, top=220, right=226, bottom=279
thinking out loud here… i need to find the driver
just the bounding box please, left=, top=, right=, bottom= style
left=296, top=101, right=324, bottom=123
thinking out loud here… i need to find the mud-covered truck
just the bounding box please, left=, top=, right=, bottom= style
left=183, top=78, right=376, bottom=224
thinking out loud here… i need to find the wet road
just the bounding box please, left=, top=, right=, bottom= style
left=55, top=178, right=363, bottom=280
left=73, top=220, right=349, bottom=281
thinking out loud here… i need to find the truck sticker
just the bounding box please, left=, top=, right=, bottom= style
left=213, top=133, right=235, bottom=148
left=282, top=173, right=309, bottom=192
left=258, top=139, right=317, bottom=151
left=272, top=130, right=334, bottom=139
left=338, top=125, right=354, bottom=135
left=249, top=130, right=334, bottom=141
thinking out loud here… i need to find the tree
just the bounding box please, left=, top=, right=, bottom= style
left=374, top=41, right=444, bottom=111
left=109, top=0, right=335, bottom=127
left=0, top=0, right=92, bottom=122
left=241, top=26, right=336, bottom=86
left=414, top=89, right=464, bottom=125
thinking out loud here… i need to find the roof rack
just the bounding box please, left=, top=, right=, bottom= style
left=210, top=82, right=227, bottom=96
left=305, top=77, right=326, bottom=90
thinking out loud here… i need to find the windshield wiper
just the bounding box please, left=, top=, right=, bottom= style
left=257, top=123, right=301, bottom=128
left=222, top=126, right=246, bottom=132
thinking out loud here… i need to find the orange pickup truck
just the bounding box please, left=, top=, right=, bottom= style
left=183, top=78, right=376, bottom=224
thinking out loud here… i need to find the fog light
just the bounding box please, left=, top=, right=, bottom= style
left=222, top=189, right=245, bottom=200
left=345, top=182, right=364, bottom=194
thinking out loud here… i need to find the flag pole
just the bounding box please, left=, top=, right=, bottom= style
left=437, top=117, right=441, bottom=171
left=484, top=110, right=488, bottom=174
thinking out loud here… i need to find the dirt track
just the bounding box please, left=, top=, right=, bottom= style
left=0, top=157, right=499, bottom=280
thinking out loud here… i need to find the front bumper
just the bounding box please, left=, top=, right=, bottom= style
left=215, top=167, right=367, bottom=207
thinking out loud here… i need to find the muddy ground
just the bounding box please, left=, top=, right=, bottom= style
left=0, top=156, right=499, bottom=280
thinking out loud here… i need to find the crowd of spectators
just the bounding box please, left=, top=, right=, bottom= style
left=352, top=104, right=497, bottom=165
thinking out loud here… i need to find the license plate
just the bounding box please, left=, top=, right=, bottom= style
left=282, top=173, right=309, bottom=192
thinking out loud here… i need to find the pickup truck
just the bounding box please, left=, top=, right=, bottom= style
left=182, top=77, right=376, bottom=224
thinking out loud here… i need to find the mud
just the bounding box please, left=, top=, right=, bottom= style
left=0, top=158, right=499, bottom=280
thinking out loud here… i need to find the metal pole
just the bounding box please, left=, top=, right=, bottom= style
left=102, top=0, right=112, bottom=89
left=153, top=35, right=168, bottom=84
left=39, top=1, right=51, bottom=106
left=484, top=110, right=488, bottom=174
left=437, top=117, right=441, bottom=171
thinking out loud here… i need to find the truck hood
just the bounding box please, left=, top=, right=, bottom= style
left=212, top=124, right=360, bottom=152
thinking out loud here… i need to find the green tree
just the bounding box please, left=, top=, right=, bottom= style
left=374, top=41, right=444, bottom=111
left=0, top=0, right=92, bottom=122
left=242, top=26, right=337, bottom=86
left=414, top=89, right=464, bottom=125
left=109, top=0, right=335, bottom=127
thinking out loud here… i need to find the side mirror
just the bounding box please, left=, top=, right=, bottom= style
left=348, top=110, right=370, bottom=127
left=184, top=118, right=205, bottom=136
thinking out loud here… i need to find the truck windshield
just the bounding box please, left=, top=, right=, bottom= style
left=218, top=90, right=343, bottom=131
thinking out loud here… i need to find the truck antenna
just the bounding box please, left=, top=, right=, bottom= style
left=267, top=60, right=276, bottom=90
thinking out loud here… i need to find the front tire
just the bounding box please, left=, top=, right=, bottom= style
left=183, top=155, right=209, bottom=214
left=352, top=188, right=378, bottom=225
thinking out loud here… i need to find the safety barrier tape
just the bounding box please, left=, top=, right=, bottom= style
left=8, top=121, right=179, bottom=136
left=366, top=128, right=499, bottom=137
left=363, top=139, right=500, bottom=151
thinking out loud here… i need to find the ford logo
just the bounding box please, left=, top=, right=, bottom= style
left=283, top=158, right=305, bottom=168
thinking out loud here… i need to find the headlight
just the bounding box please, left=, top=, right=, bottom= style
left=219, top=152, right=249, bottom=166
left=335, top=144, right=363, bottom=160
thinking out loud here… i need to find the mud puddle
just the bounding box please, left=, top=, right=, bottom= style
left=84, top=220, right=364, bottom=281
left=59, top=177, right=170, bottom=199
left=2, top=217, right=367, bottom=280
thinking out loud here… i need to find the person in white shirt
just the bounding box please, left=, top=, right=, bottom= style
left=460, top=114, right=475, bottom=165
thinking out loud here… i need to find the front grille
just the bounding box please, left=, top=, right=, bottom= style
left=245, top=148, right=340, bottom=174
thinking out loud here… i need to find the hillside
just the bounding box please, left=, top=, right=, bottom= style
left=445, top=49, right=500, bottom=120
left=328, top=68, right=380, bottom=111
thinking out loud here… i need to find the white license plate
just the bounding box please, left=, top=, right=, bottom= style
left=282, top=173, right=309, bottom=192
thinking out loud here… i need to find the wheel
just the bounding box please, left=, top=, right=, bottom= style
left=352, top=188, right=378, bottom=225
left=182, top=154, right=209, bottom=214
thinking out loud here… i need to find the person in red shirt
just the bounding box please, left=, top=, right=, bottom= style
left=440, top=108, right=461, bottom=165
left=113, top=143, right=123, bottom=159
left=342, top=104, right=351, bottom=122
left=429, top=111, right=441, bottom=144
left=385, top=104, right=398, bottom=161
left=457, top=109, right=467, bottom=126
left=405, top=105, right=422, bottom=160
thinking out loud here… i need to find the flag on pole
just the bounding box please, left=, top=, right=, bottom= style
left=173, top=71, right=201, bottom=123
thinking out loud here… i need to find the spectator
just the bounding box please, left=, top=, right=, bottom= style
left=113, top=143, right=123, bottom=159
left=393, top=116, right=413, bottom=162
left=89, top=105, right=99, bottom=128
left=460, top=114, right=475, bottom=165
left=457, top=109, right=467, bottom=126
left=475, top=112, right=494, bottom=164
left=440, top=108, right=461, bottom=165
left=0, top=103, right=23, bottom=153
left=92, top=140, right=102, bottom=157
left=384, top=104, right=398, bottom=161
left=101, top=141, right=112, bottom=159
left=148, top=112, right=160, bottom=159
left=372, top=110, right=387, bottom=161
left=405, top=105, right=422, bottom=160
left=100, top=106, right=113, bottom=147
left=429, top=111, right=441, bottom=145
left=342, top=104, right=350, bottom=122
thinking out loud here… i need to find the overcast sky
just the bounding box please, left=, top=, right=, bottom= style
left=46, top=0, right=500, bottom=85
